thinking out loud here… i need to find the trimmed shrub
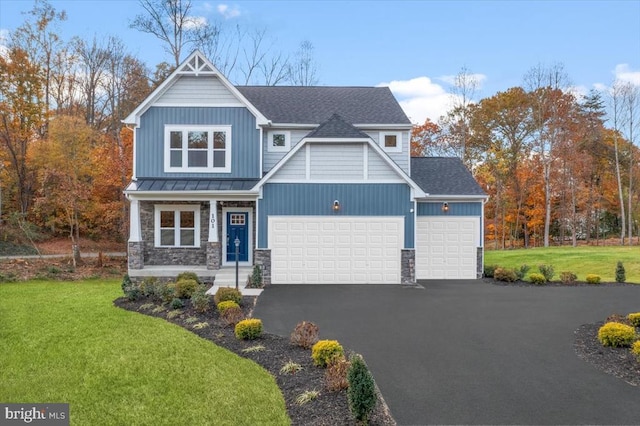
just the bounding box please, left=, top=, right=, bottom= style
left=311, top=340, right=344, bottom=367
left=631, top=341, right=640, bottom=361
left=290, top=321, right=320, bottom=349
left=214, top=287, right=242, bottom=305
left=160, top=282, right=177, bottom=304
left=235, top=318, right=263, bottom=340
left=170, top=297, right=184, bottom=310
left=627, top=313, right=640, bottom=327
left=217, top=300, right=240, bottom=313
left=529, top=273, right=546, bottom=285
left=516, top=264, right=531, bottom=280
left=325, top=357, right=350, bottom=391
left=538, top=264, right=554, bottom=282
left=175, top=278, right=198, bottom=299
left=191, top=286, right=211, bottom=314
left=220, top=306, right=244, bottom=327
left=560, top=271, right=577, bottom=284
left=597, top=322, right=636, bottom=347
left=615, top=261, right=626, bottom=283
left=586, top=274, right=601, bottom=284
left=484, top=264, right=499, bottom=278
left=494, top=267, right=518, bottom=282
left=347, top=353, right=376, bottom=423
left=176, top=271, right=201, bottom=285
left=121, top=274, right=140, bottom=301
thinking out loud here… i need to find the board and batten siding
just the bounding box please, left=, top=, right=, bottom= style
left=365, top=130, right=410, bottom=174
left=257, top=183, right=414, bottom=249
left=155, top=75, right=242, bottom=106
left=416, top=202, right=482, bottom=216
left=136, top=106, right=260, bottom=178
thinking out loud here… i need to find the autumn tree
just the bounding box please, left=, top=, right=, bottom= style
left=410, top=119, right=441, bottom=157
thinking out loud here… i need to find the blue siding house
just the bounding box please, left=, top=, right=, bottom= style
left=124, top=51, right=487, bottom=286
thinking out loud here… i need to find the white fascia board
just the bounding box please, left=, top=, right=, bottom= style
left=123, top=50, right=269, bottom=128
left=124, top=190, right=259, bottom=201
left=303, top=138, right=371, bottom=143
left=365, top=138, right=426, bottom=198
left=416, top=195, right=489, bottom=202
left=353, top=123, right=414, bottom=130
left=266, top=123, right=318, bottom=129
left=251, top=136, right=310, bottom=190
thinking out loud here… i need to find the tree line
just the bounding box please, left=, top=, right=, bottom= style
left=0, top=0, right=319, bottom=260
left=411, top=66, right=640, bottom=248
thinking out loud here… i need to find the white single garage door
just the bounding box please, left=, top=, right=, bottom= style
left=416, top=217, right=480, bottom=279
left=269, top=216, right=403, bottom=284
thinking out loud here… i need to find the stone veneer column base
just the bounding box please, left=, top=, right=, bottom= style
left=477, top=247, right=484, bottom=278
left=128, top=241, right=144, bottom=269
left=207, top=242, right=221, bottom=270
left=401, top=249, right=416, bottom=285
left=254, top=249, right=271, bottom=286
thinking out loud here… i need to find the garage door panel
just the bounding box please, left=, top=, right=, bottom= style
left=269, top=216, right=403, bottom=284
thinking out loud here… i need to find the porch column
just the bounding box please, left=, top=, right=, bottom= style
left=127, top=197, right=143, bottom=269
left=207, top=199, right=221, bottom=270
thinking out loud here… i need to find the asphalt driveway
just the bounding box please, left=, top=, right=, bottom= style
left=253, top=280, right=640, bottom=425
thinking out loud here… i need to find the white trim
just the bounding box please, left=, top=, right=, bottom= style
left=222, top=207, right=253, bottom=266
left=154, top=204, right=201, bottom=248
left=363, top=144, right=368, bottom=180
left=124, top=191, right=258, bottom=201
left=267, top=130, right=291, bottom=152
left=379, top=131, right=402, bottom=153
left=129, top=198, right=142, bottom=242
left=164, top=125, right=232, bottom=173
left=209, top=200, right=218, bottom=243
left=266, top=178, right=407, bottom=184
left=305, top=144, right=311, bottom=180
left=416, top=195, right=488, bottom=201
left=152, top=102, right=244, bottom=108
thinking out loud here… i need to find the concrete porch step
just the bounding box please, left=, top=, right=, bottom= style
left=207, top=266, right=262, bottom=296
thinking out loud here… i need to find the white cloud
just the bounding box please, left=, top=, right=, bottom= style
left=184, top=16, right=208, bottom=30
left=217, top=4, right=241, bottom=19
left=378, top=76, right=455, bottom=124
left=0, top=29, right=9, bottom=60
left=613, top=63, right=640, bottom=86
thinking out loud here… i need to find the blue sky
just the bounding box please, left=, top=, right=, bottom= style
left=1, top=0, right=639, bottom=124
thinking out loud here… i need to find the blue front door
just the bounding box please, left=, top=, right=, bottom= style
left=226, top=212, right=249, bottom=262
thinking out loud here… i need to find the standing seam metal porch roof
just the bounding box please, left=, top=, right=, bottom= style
left=131, top=178, right=260, bottom=192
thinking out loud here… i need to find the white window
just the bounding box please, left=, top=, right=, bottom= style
left=154, top=205, right=201, bottom=247
left=267, top=130, right=291, bottom=152
left=379, top=131, right=402, bottom=153
left=165, top=125, right=231, bottom=172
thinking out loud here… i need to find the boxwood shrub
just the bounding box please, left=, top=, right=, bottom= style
left=529, top=273, right=546, bottom=285
left=214, top=287, right=242, bottom=305
left=586, top=274, right=601, bottom=284
left=235, top=318, right=263, bottom=340
left=597, top=322, right=636, bottom=347
left=494, top=267, right=518, bottom=282
left=311, top=340, right=344, bottom=367
left=175, top=278, right=198, bottom=299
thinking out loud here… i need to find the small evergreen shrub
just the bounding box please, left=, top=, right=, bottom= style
left=597, top=322, right=636, bottom=347
left=560, top=271, right=577, bottom=284
left=170, top=297, right=184, bottom=310
left=121, top=274, right=140, bottom=301
left=325, top=357, right=350, bottom=391
left=311, top=340, right=344, bottom=367
left=247, top=265, right=263, bottom=288
left=538, top=264, right=554, bottom=282
left=214, top=287, right=242, bottom=305
left=191, top=286, right=211, bottom=314
left=484, top=264, right=498, bottom=278
left=139, top=277, right=158, bottom=297
left=235, top=318, right=263, bottom=340
left=217, top=300, right=240, bottom=313
left=220, top=306, right=244, bottom=327
left=516, top=264, right=531, bottom=280
left=627, top=313, right=640, bottom=327
left=160, top=283, right=177, bottom=304
left=494, top=267, right=518, bottom=282
left=175, top=278, right=198, bottom=299
left=176, top=271, right=201, bottom=284
left=586, top=274, right=601, bottom=284
left=631, top=341, right=640, bottom=361
left=615, top=261, right=626, bottom=283
left=290, top=321, right=320, bottom=349
left=347, top=353, right=376, bottom=423
left=529, top=273, right=546, bottom=285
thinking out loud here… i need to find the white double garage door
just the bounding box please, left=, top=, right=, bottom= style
left=269, top=216, right=479, bottom=284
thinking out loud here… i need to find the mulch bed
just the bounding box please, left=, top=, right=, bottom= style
left=574, top=322, right=640, bottom=387
left=114, top=295, right=396, bottom=426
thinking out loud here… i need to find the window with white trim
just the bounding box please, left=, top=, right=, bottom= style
left=165, top=125, right=231, bottom=172
left=379, top=131, right=402, bottom=153
left=267, top=130, right=291, bottom=152
left=154, top=205, right=200, bottom=247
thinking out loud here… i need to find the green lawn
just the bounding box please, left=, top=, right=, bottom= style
left=485, top=246, right=640, bottom=283
left=0, top=280, right=289, bottom=426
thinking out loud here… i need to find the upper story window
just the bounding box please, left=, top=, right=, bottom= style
left=379, top=131, right=402, bottom=153
left=165, top=125, right=231, bottom=172
left=154, top=205, right=200, bottom=248
left=267, top=130, right=291, bottom=152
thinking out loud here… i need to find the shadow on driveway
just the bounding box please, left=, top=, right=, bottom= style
left=253, top=280, right=640, bottom=425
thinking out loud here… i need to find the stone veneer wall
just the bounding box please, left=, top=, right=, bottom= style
left=254, top=249, right=271, bottom=286
left=401, top=249, right=416, bottom=285
left=477, top=247, right=484, bottom=278
left=206, top=242, right=221, bottom=270
left=128, top=241, right=144, bottom=269
left=140, top=201, right=208, bottom=266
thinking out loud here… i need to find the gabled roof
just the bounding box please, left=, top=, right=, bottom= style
left=411, top=157, right=487, bottom=198
left=122, top=50, right=268, bottom=126
left=305, top=114, right=371, bottom=139
left=236, top=86, right=411, bottom=125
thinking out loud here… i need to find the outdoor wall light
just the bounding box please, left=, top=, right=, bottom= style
left=442, top=202, right=449, bottom=213
left=333, top=200, right=340, bottom=211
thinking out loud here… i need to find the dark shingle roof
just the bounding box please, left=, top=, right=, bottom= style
left=132, top=178, right=259, bottom=191
left=236, top=86, right=411, bottom=125
left=305, top=114, right=371, bottom=139
left=410, top=157, right=487, bottom=196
